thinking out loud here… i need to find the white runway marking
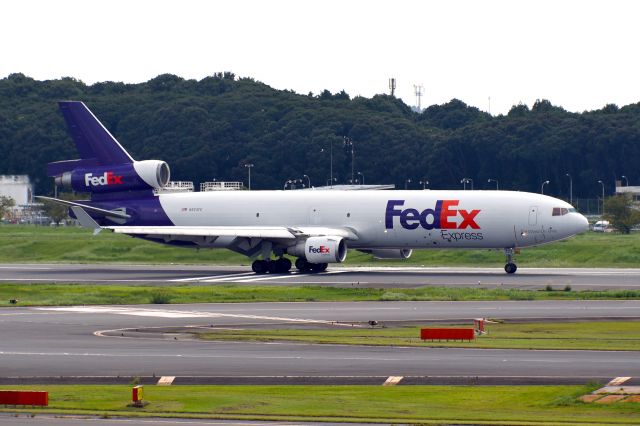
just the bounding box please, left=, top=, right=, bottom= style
left=383, top=375, right=404, bottom=386
left=171, top=272, right=256, bottom=283
left=34, top=306, right=349, bottom=326
left=607, top=376, right=631, bottom=386
left=235, top=270, right=344, bottom=283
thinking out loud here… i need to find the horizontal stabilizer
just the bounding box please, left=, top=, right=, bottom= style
left=36, top=196, right=130, bottom=220
left=70, top=206, right=102, bottom=234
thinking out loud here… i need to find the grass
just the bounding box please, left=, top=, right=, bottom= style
left=1, top=283, right=639, bottom=306
left=3, top=225, right=640, bottom=267
left=198, top=321, right=640, bottom=351
left=1, top=384, right=638, bottom=424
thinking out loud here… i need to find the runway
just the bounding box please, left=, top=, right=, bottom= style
left=2, top=264, right=640, bottom=290
left=1, top=301, right=639, bottom=383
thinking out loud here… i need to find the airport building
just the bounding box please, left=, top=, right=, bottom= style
left=615, top=181, right=640, bottom=201
left=0, top=175, right=34, bottom=220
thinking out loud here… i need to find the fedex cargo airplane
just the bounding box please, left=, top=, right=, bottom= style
left=40, top=101, right=589, bottom=274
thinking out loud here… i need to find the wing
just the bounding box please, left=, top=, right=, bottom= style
left=106, top=225, right=359, bottom=258
left=106, top=225, right=358, bottom=241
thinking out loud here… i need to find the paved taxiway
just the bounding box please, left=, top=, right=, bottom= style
left=1, top=301, right=639, bottom=381
left=2, top=264, right=640, bottom=289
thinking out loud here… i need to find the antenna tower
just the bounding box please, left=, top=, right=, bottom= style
left=414, top=84, right=424, bottom=111
left=389, top=78, right=396, bottom=97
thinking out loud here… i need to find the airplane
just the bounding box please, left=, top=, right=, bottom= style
left=39, top=101, right=589, bottom=274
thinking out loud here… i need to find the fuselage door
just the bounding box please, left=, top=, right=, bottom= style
left=528, top=206, right=538, bottom=226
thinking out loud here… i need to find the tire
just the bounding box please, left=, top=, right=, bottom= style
left=295, top=258, right=308, bottom=271
left=504, top=263, right=517, bottom=274
left=277, top=257, right=292, bottom=273
left=252, top=260, right=268, bottom=274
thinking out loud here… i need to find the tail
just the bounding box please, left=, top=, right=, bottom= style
left=47, top=101, right=170, bottom=197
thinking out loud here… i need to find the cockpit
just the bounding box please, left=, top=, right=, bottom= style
left=552, top=207, right=578, bottom=216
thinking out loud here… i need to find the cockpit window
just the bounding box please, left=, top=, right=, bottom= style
left=552, top=207, right=570, bottom=216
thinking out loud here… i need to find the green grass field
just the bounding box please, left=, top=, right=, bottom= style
left=198, top=321, right=640, bottom=351
left=2, top=225, right=640, bottom=267
left=1, top=384, right=638, bottom=424
left=1, top=283, right=639, bottom=306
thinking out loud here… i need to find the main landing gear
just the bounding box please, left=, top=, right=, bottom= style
left=251, top=257, right=292, bottom=274
left=295, top=258, right=328, bottom=273
left=504, top=248, right=517, bottom=274
left=251, top=257, right=328, bottom=274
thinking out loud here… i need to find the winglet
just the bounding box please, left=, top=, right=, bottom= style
left=70, top=206, right=103, bottom=235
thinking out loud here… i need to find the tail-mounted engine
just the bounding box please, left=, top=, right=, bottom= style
left=54, top=160, right=170, bottom=194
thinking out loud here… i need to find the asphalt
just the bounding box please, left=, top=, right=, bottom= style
left=2, top=264, right=640, bottom=290
left=1, top=301, right=639, bottom=384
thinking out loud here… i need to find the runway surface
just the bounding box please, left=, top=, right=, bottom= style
left=2, top=264, right=640, bottom=290
left=1, top=301, right=639, bottom=383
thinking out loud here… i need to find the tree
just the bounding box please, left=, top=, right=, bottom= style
left=0, top=196, right=15, bottom=220
left=604, top=194, right=640, bottom=234
left=41, top=192, right=80, bottom=226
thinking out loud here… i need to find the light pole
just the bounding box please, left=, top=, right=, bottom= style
left=622, top=175, right=629, bottom=186
left=541, top=180, right=550, bottom=194
left=405, top=178, right=411, bottom=190
left=244, top=163, right=254, bottom=190
left=326, top=177, right=337, bottom=186
left=461, top=178, right=473, bottom=190
left=598, top=180, right=605, bottom=216
left=419, top=180, right=429, bottom=189
left=357, top=172, right=364, bottom=185
left=303, top=174, right=311, bottom=188
left=488, top=178, right=498, bottom=190
left=565, top=173, right=572, bottom=205
left=344, top=136, right=354, bottom=184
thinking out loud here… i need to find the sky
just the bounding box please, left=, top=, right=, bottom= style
left=2, top=0, right=639, bottom=115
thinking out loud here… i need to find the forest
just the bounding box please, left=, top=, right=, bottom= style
left=1, top=72, right=639, bottom=199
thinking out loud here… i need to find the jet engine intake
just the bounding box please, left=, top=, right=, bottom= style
left=287, top=236, right=347, bottom=263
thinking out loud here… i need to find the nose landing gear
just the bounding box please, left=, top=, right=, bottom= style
left=504, top=248, right=518, bottom=274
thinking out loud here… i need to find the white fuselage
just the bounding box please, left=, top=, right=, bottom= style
left=157, top=190, right=588, bottom=250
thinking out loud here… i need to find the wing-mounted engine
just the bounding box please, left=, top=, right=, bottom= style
left=53, top=160, right=170, bottom=194
left=287, top=236, right=347, bottom=263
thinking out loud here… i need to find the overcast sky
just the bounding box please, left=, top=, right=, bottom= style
left=2, top=0, right=639, bottom=115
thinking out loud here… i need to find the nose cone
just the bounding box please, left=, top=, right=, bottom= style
left=573, top=213, right=590, bottom=234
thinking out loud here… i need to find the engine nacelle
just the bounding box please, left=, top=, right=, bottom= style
left=287, top=236, right=347, bottom=263
left=365, top=249, right=413, bottom=259
left=55, top=160, right=170, bottom=194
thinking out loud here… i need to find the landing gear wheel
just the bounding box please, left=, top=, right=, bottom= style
left=273, top=257, right=292, bottom=274
left=310, top=263, right=328, bottom=272
left=503, top=248, right=517, bottom=274
left=251, top=259, right=269, bottom=274
left=295, top=258, right=310, bottom=272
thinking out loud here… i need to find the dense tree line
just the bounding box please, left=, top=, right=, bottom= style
left=1, top=72, right=639, bottom=199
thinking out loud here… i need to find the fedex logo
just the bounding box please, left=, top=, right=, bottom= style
left=385, top=200, right=480, bottom=230
left=84, top=172, right=123, bottom=187
left=309, top=245, right=330, bottom=254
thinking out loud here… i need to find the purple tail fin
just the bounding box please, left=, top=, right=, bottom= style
left=47, top=101, right=134, bottom=176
